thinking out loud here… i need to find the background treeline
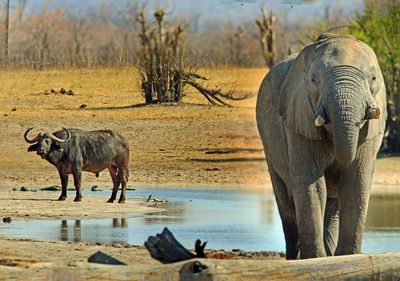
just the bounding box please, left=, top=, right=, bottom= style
left=0, top=1, right=298, bottom=68
left=0, top=0, right=396, bottom=69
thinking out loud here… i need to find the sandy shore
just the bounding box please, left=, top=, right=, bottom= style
left=0, top=190, right=285, bottom=280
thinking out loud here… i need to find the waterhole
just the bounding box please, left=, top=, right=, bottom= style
left=1, top=188, right=399, bottom=253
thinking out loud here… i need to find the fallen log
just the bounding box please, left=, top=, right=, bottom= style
left=180, top=254, right=400, bottom=280
left=42, top=253, right=400, bottom=281
left=143, top=228, right=400, bottom=280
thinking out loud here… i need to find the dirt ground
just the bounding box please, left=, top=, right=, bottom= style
left=0, top=67, right=399, bottom=280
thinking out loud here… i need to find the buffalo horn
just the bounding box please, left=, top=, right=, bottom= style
left=49, top=128, right=71, bottom=143
left=315, top=114, right=326, bottom=127
left=24, top=128, right=40, bottom=143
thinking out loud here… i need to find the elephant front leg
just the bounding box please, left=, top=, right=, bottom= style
left=335, top=140, right=378, bottom=255
left=288, top=134, right=331, bottom=259
left=293, top=177, right=327, bottom=259
left=336, top=174, right=371, bottom=255
left=324, top=196, right=339, bottom=256
left=268, top=165, right=298, bottom=259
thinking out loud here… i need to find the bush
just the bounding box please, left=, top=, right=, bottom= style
left=350, top=5, right=400, bottom=152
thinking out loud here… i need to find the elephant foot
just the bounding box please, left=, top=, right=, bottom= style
left=118, top=198, right=125, bottom=204
left=58, top=195, right=66, bottom=201
left=74, top=197, right=82, bottom=202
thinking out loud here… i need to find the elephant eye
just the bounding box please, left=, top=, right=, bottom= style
left=372, top=76, right=376, bottom=81
left=311, top=75, right=317, bottom=83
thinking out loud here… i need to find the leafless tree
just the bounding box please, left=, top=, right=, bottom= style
left=255, top=7, right=276, bottom=68
left=138, top=8, right=250, bottom=105
left=4, top=0, right=9, bottom=65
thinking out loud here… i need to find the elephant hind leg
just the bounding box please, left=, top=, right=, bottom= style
left=324, top=196, right=339, bottom=256
left=268, top=165, right=299, bottom=259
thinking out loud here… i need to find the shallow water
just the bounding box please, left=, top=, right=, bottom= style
left=1, top=188, right=400, bottom=253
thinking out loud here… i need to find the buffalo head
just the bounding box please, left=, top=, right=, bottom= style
left=24, top=127, right=71, bottom=158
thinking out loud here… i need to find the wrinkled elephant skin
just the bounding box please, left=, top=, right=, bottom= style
left=256, top=33, right=386, bottom=259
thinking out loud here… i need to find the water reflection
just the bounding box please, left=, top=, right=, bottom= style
left=143, top=201, right=186, bottom=224
left=1, top=189, right=400, bottom=253
left=112, top=218, right=127, bottom=228
left=58, top=218, right=129, bottom=244
left=366, top=194, right=400, bottom=230
left=60, top=220, right=83, bottom=242
left=260, top=198, right=276, bottom=225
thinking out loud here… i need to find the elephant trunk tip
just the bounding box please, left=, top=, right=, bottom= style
left=334, top=146, right=357, bottom=164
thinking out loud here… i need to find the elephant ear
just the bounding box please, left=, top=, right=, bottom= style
left=278, top=46, right=321, bottom=140
left=366, top=73, right=387, bottom=139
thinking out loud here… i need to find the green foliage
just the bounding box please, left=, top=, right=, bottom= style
left=350, top=5, right=400, bottom=152
left=295, top=14, right=349, bottom=49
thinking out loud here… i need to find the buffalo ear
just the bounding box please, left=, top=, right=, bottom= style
left=278, top=44, right=321, bottom=140
left=28, top=143, right=38, bottom=152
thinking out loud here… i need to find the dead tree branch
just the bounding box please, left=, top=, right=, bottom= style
left=255, top=7, right=276, bottom=68
left=145, top=227, right=207, bottom=264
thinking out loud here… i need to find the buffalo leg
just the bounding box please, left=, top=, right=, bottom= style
left=58, top=169, right=68, bottom=201
left=72, top=170, right=83, bottom=202
left=107, top=165, right=120, bottom=203
left=118, top=167, right=128, bottom=204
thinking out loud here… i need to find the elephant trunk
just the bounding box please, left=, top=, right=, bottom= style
left=330, top=91, right=362, bottom=163
left=323, top=66, right=369, bottom=163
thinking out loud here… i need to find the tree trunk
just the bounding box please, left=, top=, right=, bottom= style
left=4, top=0, right=10, bottom=66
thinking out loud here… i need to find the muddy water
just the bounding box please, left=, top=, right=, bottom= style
left=1, top=189, right=400, bottom=253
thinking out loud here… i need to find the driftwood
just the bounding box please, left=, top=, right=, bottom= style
left=46, top=253, right=400, bottom=281
left=144, top=227, right=206, bottom=264
left=180, top=254, right=400, bottom=281
left=144, top=228, right=400, bottom=280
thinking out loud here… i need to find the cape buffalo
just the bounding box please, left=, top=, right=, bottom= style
left=24, top=127, right=129, bottom=203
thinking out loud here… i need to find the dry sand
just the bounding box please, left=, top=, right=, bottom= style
left=0, top=67, right=399, bottom=280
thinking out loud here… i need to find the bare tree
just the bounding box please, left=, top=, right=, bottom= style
left=138, top=8, right=249, bottom=105
left=255, top=7, right=276, bottom=68
left=4, top=0, right=9, bottom=65
left=17, top=0, right=28, bottom=23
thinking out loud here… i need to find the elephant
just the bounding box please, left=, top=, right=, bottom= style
left=256, top=33, right=386, bottom=259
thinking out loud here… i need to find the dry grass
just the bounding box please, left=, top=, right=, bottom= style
left=0, top=66, right=267, bottom=118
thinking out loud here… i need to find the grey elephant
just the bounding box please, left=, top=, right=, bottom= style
left=256, top=33, right=386, bottom=259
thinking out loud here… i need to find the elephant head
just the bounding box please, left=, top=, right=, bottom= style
left=279, top=33, right=386, bottom=163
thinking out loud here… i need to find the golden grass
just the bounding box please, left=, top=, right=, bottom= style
left=0, top=66, right=269, bottom=125
left=0, top=66, right=267, bottom=109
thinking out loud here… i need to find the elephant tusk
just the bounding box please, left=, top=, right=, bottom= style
left=315, top=115, right=326, bottom=127
left=366, top=106, right=381, bottom=120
